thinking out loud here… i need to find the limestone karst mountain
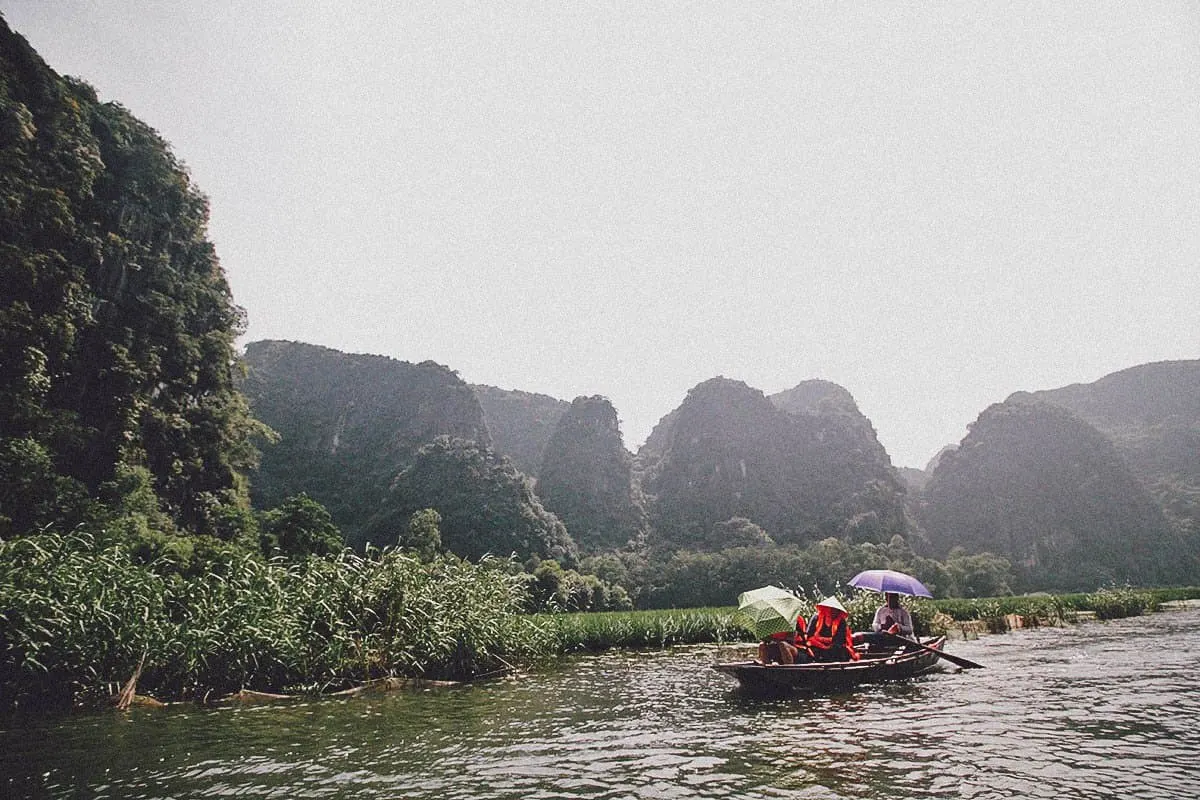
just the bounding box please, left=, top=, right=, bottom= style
left=469, top=384, right=570, bottom=478
left=241, top=340, right=491, bottom=543
left=240, top=341, right=1198, bottom=591
left=535, top=396, right=649, bottom=554
left=1014, top=359, right=1200, bottom=541
left=637, top=377, right=908, bottom=549
left=920, top=397, right=1194, bottom=591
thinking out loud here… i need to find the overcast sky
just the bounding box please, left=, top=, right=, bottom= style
left=5, top=2, right=1198, bottom=467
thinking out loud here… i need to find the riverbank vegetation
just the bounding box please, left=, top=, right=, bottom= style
left=543, top=585, right=1200, bottom=653
left=0, top=528, right=557, bottom=710
left=3, top=526, right=1198, bottom=710
left=539, top=607, right=739, bottom=651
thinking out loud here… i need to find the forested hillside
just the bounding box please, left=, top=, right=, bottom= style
left=920, top=398, right=1195, bottom=591
left=363, top=436, right=578, bottom=564
left=1015, top=360, right=1200, bottom=540
left=536, top=396, right=648, bottom=554
left=0, top=18, right=258, bottom=539
left=240, top=340, right=489, bottom=544
left=231, top=337, right=1200, bottom=598
left=470, top=384, right=569, bottom=477
left=637, top=377, right=908, bottom=549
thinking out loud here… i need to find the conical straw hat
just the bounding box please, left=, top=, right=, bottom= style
left=816, top=595, right=847, bottom=615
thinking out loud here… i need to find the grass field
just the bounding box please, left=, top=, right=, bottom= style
left=540, top=586, right=1200, bottom=652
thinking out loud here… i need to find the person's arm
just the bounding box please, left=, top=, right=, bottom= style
left=897, top=607, right=914, bottom=636
left=871, top=607, right=888, bottom=633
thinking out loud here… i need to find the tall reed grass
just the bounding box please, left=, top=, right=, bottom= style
left=539, top=607, right=740, bottom=651
left=0, top=530, right=555, bottom=709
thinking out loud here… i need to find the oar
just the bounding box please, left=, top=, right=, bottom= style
left=882, top=632, right=985, bottom=670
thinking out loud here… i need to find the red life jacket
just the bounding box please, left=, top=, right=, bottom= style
left=807, top=606, right=859, bottom=661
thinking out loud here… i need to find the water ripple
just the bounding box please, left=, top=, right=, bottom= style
left=4, top=608, right=1200, bottom=798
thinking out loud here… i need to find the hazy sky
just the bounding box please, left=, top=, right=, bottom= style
left=5, top=2, right=1198, bottom=467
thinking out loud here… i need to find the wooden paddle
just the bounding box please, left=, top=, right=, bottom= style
left=882, top=631, right=985, bottom=670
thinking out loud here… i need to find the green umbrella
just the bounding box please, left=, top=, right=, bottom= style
left=733, top=585, right=806, bottom=640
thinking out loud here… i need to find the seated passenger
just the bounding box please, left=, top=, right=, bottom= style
left=872, top=592, right=914, bottom=636
left=855, top=591, right=916, bottom=652
left=805, top=596, right=860, bottom=662
left=757, top=629, right=799, bottom=665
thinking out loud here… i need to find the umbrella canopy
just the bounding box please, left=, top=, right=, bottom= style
left=847, top=569, right=933, bottom=598
left=733, top=586, right=806, bottom=640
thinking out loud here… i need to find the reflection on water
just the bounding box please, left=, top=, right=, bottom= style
left=3, top=607, right=1199, bottom=799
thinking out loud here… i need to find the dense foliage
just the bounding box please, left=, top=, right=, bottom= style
left=525, top=557, right=633, bottom=613
left=631, top=535, right=1013, bottom=609
left=0, top=528, right=553, bottom=709
left=0, top=18, right=260, bottom=537
left=241, top=340, right=490, bottom=542
left=4, top=525, right=1193, bottom=710
left=920, top=399, right=1196, bottom=591
left=258, top=493, right=343, bottom=559
left=637, top=377, right=908, bottom=548
left=365, top=436, right=578, bottom=565
left=536, top=395, right=648, bottom=553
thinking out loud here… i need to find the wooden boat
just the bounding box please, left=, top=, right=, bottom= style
left=713, top=635, right=948, bottom=693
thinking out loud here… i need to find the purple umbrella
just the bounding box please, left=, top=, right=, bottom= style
left=847, top=569, right=933, bottom=598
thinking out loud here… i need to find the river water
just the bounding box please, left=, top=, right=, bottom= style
left=3, top=606, right=1198, bottom=799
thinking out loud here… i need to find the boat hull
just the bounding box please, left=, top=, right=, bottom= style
left=713, top=636, right=947, bottom=693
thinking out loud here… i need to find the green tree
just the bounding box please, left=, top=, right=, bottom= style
left=706, top=517, right=773, bottom=549
left=400, top=508, right=443, bottom=561
left=259, top=494, right=343, bottom=559
left=942, top=548, right=1014, bottom=598
left=524, top=558, right=629, bottom=612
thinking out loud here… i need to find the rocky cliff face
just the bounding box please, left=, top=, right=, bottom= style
left=768, top=379, right=859, bottom=416
left=241, top=340, right=490, bottom=541
left=637, top=377, right=907, bottom=548
left=920, top=397, right=1193, bottom=590
left=536, top=396, right=648, bottom=553
left=364, top=435, right=578, bottom=565
left=470, top=384, right=570, bottom=478
left=1014, top=360, right=1200, bottom=540
left=0, top=18, right=254, bottom=536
